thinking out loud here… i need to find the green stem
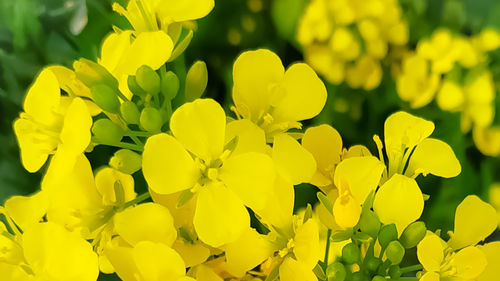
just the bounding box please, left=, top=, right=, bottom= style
left=116, top=90, right=129, bottom=102
left=123, top=192, right=151, bottom=209
left=93, top=139, right=144, bottom=152
left=391, top=278, right=418, bottom=281
left=130, top=135, right=144, bottom=146
left=126, top=130, right=154, bottom=137
left=399, top=264, right=423, bottom=274
left=323, top=229, right=332, bottom=266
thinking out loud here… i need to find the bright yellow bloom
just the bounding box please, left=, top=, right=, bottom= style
left=489, top=183, right=500, bottom=227
left=13, top=68, right=92, bottom=173
left=396, top=54, right=440, bottom=108
left=113, top=0, right=214, bottom=33
left=231, top=49, right=327, bottom=140
left=476, top=242, right=500, bottom=281
left=142, top=98, right=275, bottom=247
left=473, top=126, right=500, bottom=157
left=416, top=29, right=462, bottom=74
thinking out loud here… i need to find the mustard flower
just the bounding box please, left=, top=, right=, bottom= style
left=142, top=98, right=275, bottom=247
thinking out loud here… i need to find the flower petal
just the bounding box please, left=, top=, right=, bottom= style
left=279, top=257, right=317, bottom=281
left=225, top=119, right=267, bottom=155
left=272, top=63, right=327, bottom=123
left=193, top=183, right=249, bottom=247
left=133, top=241, right=186, bottom=281
left=4, top=191, right=48, bottom=231
left=114, top=203, right=177, bottom=247
left=454, top=246, right=487, bottom=280
left=219, top=152, right=275, bottom=211
left=477, top=242, right=500, bottom=281
left=373, top=174, right=424, bottom=234
left=417, top=234, right=444, bottom=272
left=23, top=68, right=61, bottom=125
left=143, top=133, right=200, bottom=194
left=447, top=195, right=497, bottom=250
left=232, top=49, right=284, bottom=121
left=272, top=133, right=316, bottom=185
left=293, top=219, right=320, bottom=269
left=158, top=0, right=214, bottom=22
left=406, top=138, right=461, bottom=178
left=60, top=97, right=92, bottom=156
left=170, top=99, right=226, bottom=162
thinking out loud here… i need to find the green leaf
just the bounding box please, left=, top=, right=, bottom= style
left=317, top=192, right=333, bottom=215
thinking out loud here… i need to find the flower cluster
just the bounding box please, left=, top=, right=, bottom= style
left=297, top=0, right=408, bottom=90
left=394, top=28, right=500, bottom=156
left=1, top=1, right=499, bottom=281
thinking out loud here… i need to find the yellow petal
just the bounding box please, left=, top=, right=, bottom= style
left=157, top=0, right=214, bottom=22
left=279, top=257, right=317, bottom=281
left=293, top=219, right=320, bottom=269
left=232, top=49, right=285, bottom=121
left=0, top=262, right=34, bottom=281
left=302, top=124, right=343, bottom=187
left=334, top=156, right=384, bottom=204
left=105, top=245, right=139, bottom=281
left=473, top=126, right=500, bottom=157
left=172, top=240, right=210, bottom=267
left=196, top=264, right=224, bottom=281
left=417, top=234, right=444, bottom=272
left=448, top=195, right=497, bottom=250
left=114, top=203, right=177, bottom=246
left=384, top=111, right=434, bottom=166
left=23, top=68, right=61, bottom=125
left=117, top=31, right=173, bottom=76
left=193, top=183, right=249, bottom=247
left=420, top=272, right=440, bottom=281
left=373, top=174, right=424, bottom=234
left=254, top=176, right=295, bottom=232
left=170, top=98, right=226, bottom=162
left=225, top=228, right=276, bottom=277
left=133, top=241, right=186, bottom=281
left=225, top=119, right=267, bottom=155
left=454, top=246, right=487, bottom=280
left=59, top=97, right=92, bottom=155
left=23, top=222, right=99, bottom=281
left=4, top=191, right=47, bottom=231
left=406, top=138, right=461, bottom=178
left=219, top=151, right=274, bottom=211
left=99, top=31, right=134, bottom=74
left=143, top=133, right=200, bottom=194
left=272, top=63, right=327, bottom=123
left=272, top=133, right=316, bottom=185
left=95, top=167, right=136, bottom=206
left=13, top=118, right=49, bottom=173
left=333, top=194, right=362, bottom=228
left=477, top=242, right=500, bottom=281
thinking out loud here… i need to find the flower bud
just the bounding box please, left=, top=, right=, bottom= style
left=351, top=271, right=369, bottom=281
left=386, top=241, right=405, bottom=265
left=128, top=76, right=146, bottom=97
left=400, top=221, right=426, bottom=249
left=365, top=257, right=382, bottom=272
left=161, top=71, right=180, bottom=100
left=388, top=265, right=401, bottom=279
left=136, top=65, right=160, bottom=95
left=109, top=149, right=142, bottom=174
left=342, top=243, right=360, bottom=264
left=90, top=84, right=120, bottom=113
left=378, top=224, right=397, bottom=249
left=359, top=210, right=380, bottom=238
left=92, top=119, right=125, bottom=143
left=185, top=60, right=208, bottom=102
left=372, top=275, right=387, bottom=281
left=326, top=262, right=346, bottom=281
left=140, top=107, right=163, bottom=133
left=120, top=101, right=140, bottom=124
left=74, top=58, right=118, bottom=88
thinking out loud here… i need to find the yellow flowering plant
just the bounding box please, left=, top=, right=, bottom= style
left=1, top=1, right=499, bottom=281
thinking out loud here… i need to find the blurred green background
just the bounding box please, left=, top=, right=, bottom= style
left=1, top=2, right=499, bottom=275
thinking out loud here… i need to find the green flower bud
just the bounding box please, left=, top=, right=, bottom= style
left=109, top=149, right=142, bottom=174
left=128, top=76, right=146, bottom=97
left=342, top=243, right=360, bottom=264
left=386, top=241, right=405, bottom=265
left=388, top=265, right=401, bottom=279
left=359, top=210, right=380, bottom=238
left=400, top=221, right=426, bottom=249
left=90, top=84, right=121, bottom=113
left=161, top=71, right=180, bottom=100
left=136, top=65, right=160, bottom=95
left=366, top=257, right=382, bottom=272
left=92, top=119, right=124, bottom=143
left=74, top=58, right=118, bottom=88
left=120, top=101, right=141, bottom=125
left=185, top=60, right=208, bottom=102
left=378, top=224, right=397, bottom=249
left=140, top=107, right=163, bottom=133
left=326, top=262, right=346, bottom=281
left=372, top=275, right=387, bottom=281
left=351, top=271, right=369, bottom=281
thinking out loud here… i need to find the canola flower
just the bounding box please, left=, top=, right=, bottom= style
left=2, top=0, right=500, bottom=281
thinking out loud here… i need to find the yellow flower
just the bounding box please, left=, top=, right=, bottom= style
left=476, top=242, right=500, bottom=281
left=472, top=126, right=500, bottom=157
left=142, top=98, right=275, bottom=247
left=113, top=0, right=214, bottom=33
left=13, top=68, right=92, bottom=173
left=416, top=29, right=461, bottom=74
left=461, top=71, right=496, bottom=132
left=396, top=54, right=440, bottom=108
left=231, top=49, right=327, bottom=140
